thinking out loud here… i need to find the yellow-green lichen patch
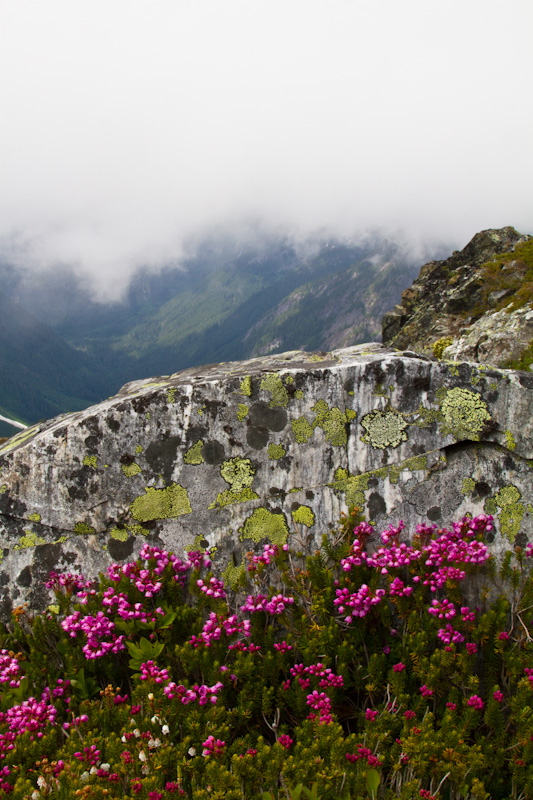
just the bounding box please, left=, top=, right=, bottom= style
left=0, top=426, right=39, bottom=453
left=74, top=522, right=97, bottom=534
left=439, top=387, right=491, bottom=442
left=166, top=388, right=177, bottom=404
left=222, top=561, right=246, bottom=590
left=260, top=373, right=289, bottom=408
left=268, top=443, right=286, bottom=460
left=388, top=455, right=428, bottom=485
left=197, top=407, right=205, bottom=417
left=48, top=604, right=60, bottom=615
left=127, top=524, right=150, bottom=537
left=237, top=404, right=249, bottom=422
left=312, top=400, right=349, bottom=447
left=241, top=507, right=289, bottom=545
left=110, top=528, right=129, bottom=542
left=14, top=531, right=46, bottom=549
left=462, top=478, right=476, bottom=496
left=360, top=408, right=408, bottom=449
left=346, top=409, right=357, bottom=422
left=121, top=462, right=142, bottom=477
left=28, top=513, right=41, bottom=523
left=292, top=505, right=315, bottom=527
left=130, top=484, right=192, bottom=522
left=82, top=455, right=98, bottom=469
left=294, top=389, right=304, bottom=400
left=0, top=485, right=6, bottom=494
left=135, top=445, right=143, bottom=454
left=505, top=430, right=516, bottom=451
left=292, top=416, right=314, bottom=444
left=330, top=468, right=370, bottom=507
left=493, top=485, right=525, bottom=542
left=211, top=457, right=259, bottom=509
left=239, top=375, right=252, bottom=396
left=220, top=457, right=256, bottom=492
left=183, top=440, right=204, bottom=465
left=432, top=336, right=453, bottom=359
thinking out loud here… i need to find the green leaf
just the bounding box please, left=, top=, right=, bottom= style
left=365, top=769, right=381, bottom=799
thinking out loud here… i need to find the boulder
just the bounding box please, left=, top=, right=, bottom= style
left=0, top=344, right=531, bottom=618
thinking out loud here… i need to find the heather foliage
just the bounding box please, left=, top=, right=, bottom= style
left=0, top=511, right=532, bottom=799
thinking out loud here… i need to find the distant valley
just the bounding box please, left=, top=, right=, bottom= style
left=0, top=231, right=439, bottom=433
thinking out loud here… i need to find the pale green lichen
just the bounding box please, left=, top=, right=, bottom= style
left=285, top=375, right=294, bottom=384
left=237, top=404, right=249, bottom=422
left=197, top=407, right=204, bottom=417
left=110, top=528, right=129, bottom=541
left=122, top=462, right=142, bottom=477
left=166, top=388, right=177, bottom=404
left=292, top=505, right=315, bottom=527
left=0, top=485, right=6, bottom=494
left=239, top=376, right=252, bottom=397
left=505, top=430, right=516, bottom=451
left=439, top=387, right=491, bottom=442
left=462, top=478, right=476, bottom=496
left=260, top=373, right=289, bottom=408
left=130, top=484, right=192, bottom=522
left=48, top=604, right=60, bottom=614
left=294, top=389, right=304, bottom=400
left=268, top=443, right=286, bottom=460
left=241, top=507, right=289, bottom=545
left=183, top=440, right=204, bottom=465
left=82, top=455, right=98, bottom=469
left=74, top=522, right=96, bottom=534
left=292, top=416, right=314, bottom=444
left=346, top=409, right=357, bottom=422
left=28, top=513, right=41, bottom=523
left=360, top=408, right=408, bottom=449
left=135, top=445, right=143, bottom=454
left=210, top=487, right=258, bottom=510
left=14, top=531, right=46, bottom=549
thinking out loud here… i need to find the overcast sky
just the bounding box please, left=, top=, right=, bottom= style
left=0, top=0, right=532, bottom=298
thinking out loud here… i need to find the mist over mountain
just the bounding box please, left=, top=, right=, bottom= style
left=0, top=230, right=439, bottom=430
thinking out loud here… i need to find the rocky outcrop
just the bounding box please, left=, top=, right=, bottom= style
left=382, top=227, right=532, bottom=369
left=0, top=344, right=531, bottom=618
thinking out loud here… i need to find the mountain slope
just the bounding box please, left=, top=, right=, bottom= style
left=382, top=226, right=533, bottom=368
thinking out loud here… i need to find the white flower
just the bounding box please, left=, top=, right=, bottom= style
left=162, top=724, right=170, bottom=735
left=121, top=734, right=127, bottom=742
left=31, top=792, right=40, bottom=800
left=81, top=771, right=89, bottom=781
left=133, top=728, right=141, bottom=738
left=148, top=693, right=154, bottom=701
left=100, top=763, right=110, bottom=772
left=141, top=764, right=150, bottom=775
left=148, top=737, right=161, bottom=748
left=37, top=777, right=47, bottom=789
left=90, top=766, right=97, bottom=775
left=188, top=747, right=196, bottom=756
left=151, top=714, right=161, bottom=724
left=138, top=751, right=147, bottom=762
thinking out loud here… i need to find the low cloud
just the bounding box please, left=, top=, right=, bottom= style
left=0, top=0, right=531, bottom=300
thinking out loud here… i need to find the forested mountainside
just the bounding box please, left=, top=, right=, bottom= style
left=382, top=226, right=533, bottom=369
left=0, top=232, right=425, bottom=426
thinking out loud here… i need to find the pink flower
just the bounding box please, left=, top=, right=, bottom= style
left=467, top=694, right=484, bottom=710
left=365, top=708, right=378, bottom=722
left=278, top=734, right=293, bottom=749
left=393, top=662, right=405, bottom=672
left=493, top=690, right=504, bottom=703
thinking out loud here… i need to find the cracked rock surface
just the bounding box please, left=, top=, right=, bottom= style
left=0, top=343, right=531, bottom=618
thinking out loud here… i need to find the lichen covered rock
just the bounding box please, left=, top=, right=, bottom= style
left=0, top=344, right=531, bottom=618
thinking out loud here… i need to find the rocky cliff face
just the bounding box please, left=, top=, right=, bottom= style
left=382, top=227, right=533, bottom=369
left=0, top=344, right=531, bottom=618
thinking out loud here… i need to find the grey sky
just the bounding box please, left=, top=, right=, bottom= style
left=1, top=0, right=532, bottom=298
